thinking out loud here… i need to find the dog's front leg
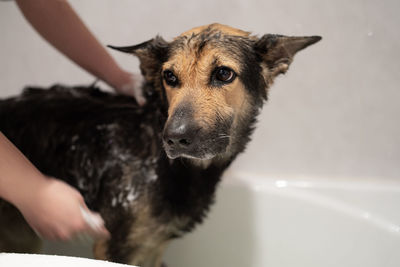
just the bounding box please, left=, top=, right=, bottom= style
left=93, top=236, right=168, bottom=267
left=93, top=239, right=108, bottom=261
left=138, top=242, right=169, bottom=267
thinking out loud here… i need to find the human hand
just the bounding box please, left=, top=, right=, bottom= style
left=15, top=0, right=146, bottom=105
left=16, top=178, right=109, bottom=241
left=112, top=72, right=146, bottom=106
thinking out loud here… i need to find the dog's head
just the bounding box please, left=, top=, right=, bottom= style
left=109, top=24, right=321, bottom=162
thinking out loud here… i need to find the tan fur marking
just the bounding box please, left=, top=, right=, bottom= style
left=122, top=194, right=185, bottom=267
left=93, top=239, right=108, bottom=261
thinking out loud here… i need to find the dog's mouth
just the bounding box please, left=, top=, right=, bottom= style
left=162, top=131, right=231, bottom=160
left=162, top=105, right=233, bottom=160
left=164, top=150, right=217, bottom=160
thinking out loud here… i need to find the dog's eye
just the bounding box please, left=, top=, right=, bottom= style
left=163, top=70, right=179, bottom=87
left=215, top=67, right=236, bottom=83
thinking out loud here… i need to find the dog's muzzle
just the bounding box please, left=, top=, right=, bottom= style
left=162, top=106, right=231, bottom=160
left=162, top=114, right=201, bottom=159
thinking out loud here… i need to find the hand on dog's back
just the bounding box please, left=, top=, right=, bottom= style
left=112, top=72, right=146, bottom=106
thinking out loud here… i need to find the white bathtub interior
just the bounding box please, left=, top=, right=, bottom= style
left=163, top=172, right=400, bottom=267
left=40, top=171, right=400, bottom=267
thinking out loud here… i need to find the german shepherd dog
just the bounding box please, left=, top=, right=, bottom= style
left=0, top=24, right=320, bottom=266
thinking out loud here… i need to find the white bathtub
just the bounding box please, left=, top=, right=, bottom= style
left=163, top=171, right=400, bottom=267
left=0, top=253, right=133, bottom=267
left=43, top=172, right=400, bottom=267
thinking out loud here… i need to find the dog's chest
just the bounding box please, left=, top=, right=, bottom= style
left=98, top=156, right=224, bottom=241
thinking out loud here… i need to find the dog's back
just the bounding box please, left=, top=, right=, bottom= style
left=0, top=85, right=164, bottom=208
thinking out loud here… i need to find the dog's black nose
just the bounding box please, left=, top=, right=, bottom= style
left=163, top=105, right=202, bottom=158
left=163, top=118, right=197, bottom=149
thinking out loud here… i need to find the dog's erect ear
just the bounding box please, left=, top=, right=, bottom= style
left=108, top=36, right=169, bottom=85
left=254, top=34, right=321, bottom=82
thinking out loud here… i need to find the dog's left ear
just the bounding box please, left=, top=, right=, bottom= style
left=108, top=36, right=169, bottom=86
left=254, top=34, right=321, bottom=81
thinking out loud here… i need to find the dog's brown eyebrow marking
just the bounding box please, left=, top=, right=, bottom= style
left=163, top=65, right=176, bottom=75
left=209, top=58, right=219, bottom=70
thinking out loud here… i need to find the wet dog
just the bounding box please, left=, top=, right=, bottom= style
left=0, top=24, right=320, bottom=266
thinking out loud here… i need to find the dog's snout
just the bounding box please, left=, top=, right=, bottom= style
left=163, top=105, right=197, bottom=151
left=163, top=118, right=196, bottom=148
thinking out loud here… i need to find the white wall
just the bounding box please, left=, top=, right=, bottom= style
left=1, top=0, right=399, bottom=179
